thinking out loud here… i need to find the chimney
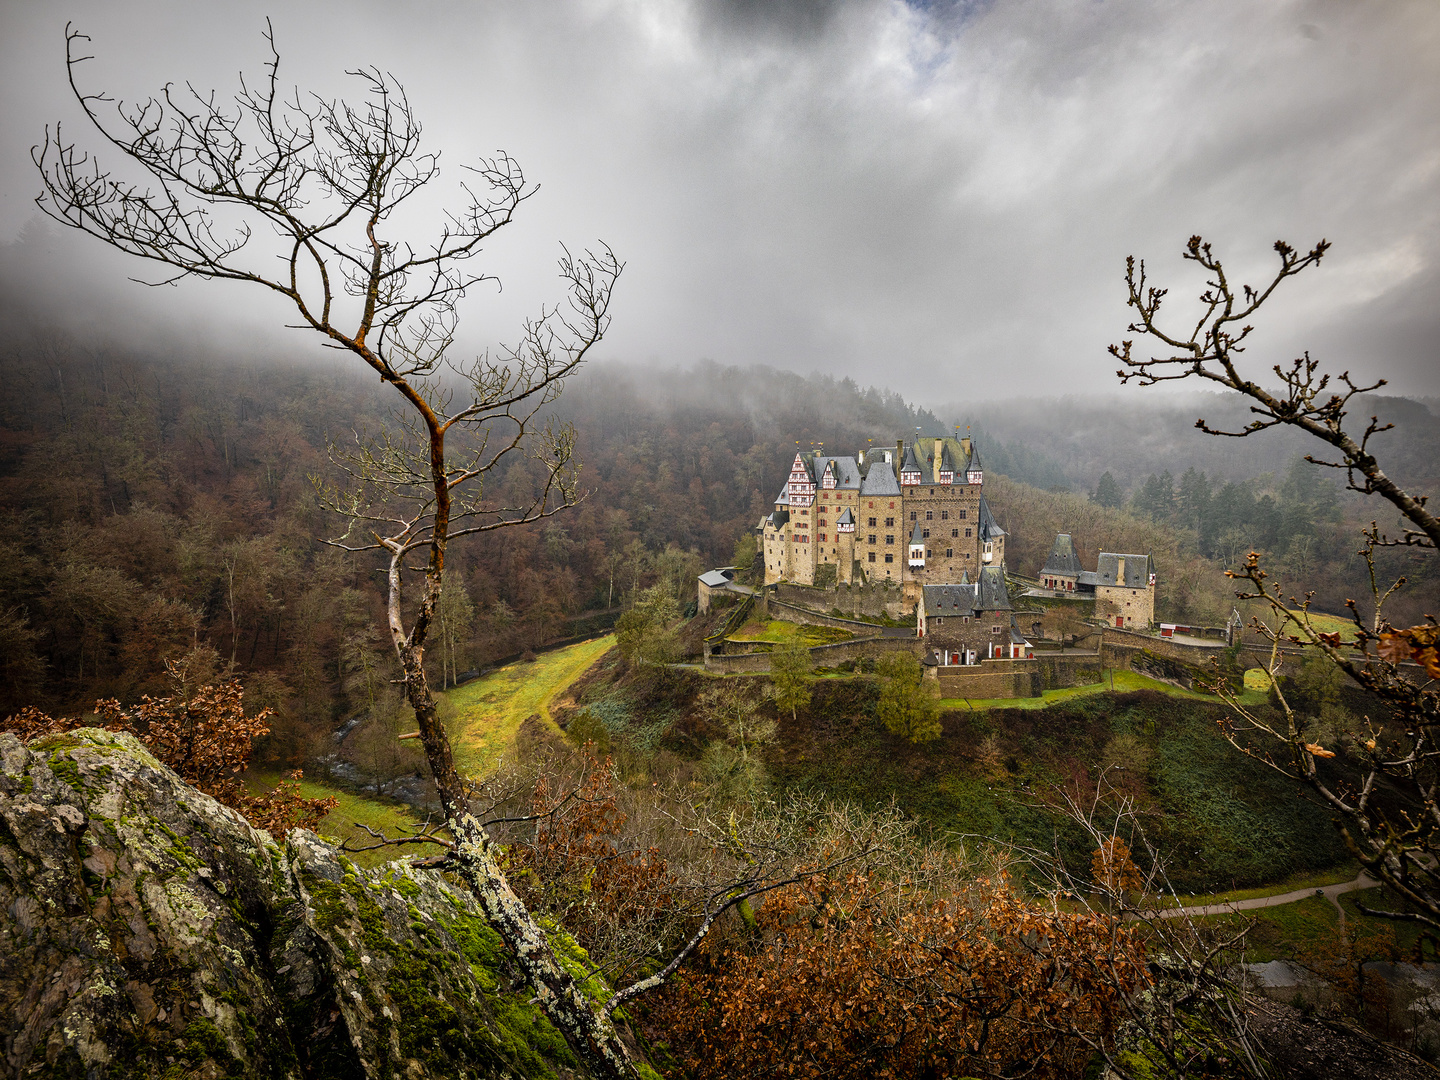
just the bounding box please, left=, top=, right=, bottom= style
left=960, top=436, right=971, bottom=460
left=895, top=440, right=904, bottom=480
left=1115, top=556, right=1125, bottom=585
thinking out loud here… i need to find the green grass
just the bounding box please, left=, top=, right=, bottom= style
left=1285, top=609, right=1363, bottom=643
left=443, top=635, right=616, bottom=776
left=728, top=619, right=853, bottom=646
left=246, top=771, right=434, bottom=868
left=939, top=669, right=1229, bottom=712
left=1237, top=895, right=1342, bottom=963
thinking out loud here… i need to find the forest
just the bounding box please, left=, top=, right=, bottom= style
left=4, top=316, right=1437, bottom=758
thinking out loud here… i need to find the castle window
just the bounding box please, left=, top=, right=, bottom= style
left=868, top=535, right=876, bottom=545
left=941, top=510, right=949, bottom=520
left=868, top=517, right=876, bottom=527
left=946, top=548, right=953, bottom=557
left=951, top=528, right=958, bottom=538
left=927, top=549, right=932, bottom=557
left=909, top=511, right=916, bottom=521
left=885, top=553, right=894, bottom=563
left=965, top=528, right=972, bottom=537
left=925, top=510, right=933, bottom=520
left=922, top=528, right=930, bottom=539
left=868, top=552, right=876, bottom=563
left=958, top=510, right=967, bottom=519
left=885, top=535, right=894, bottom=545
left=820, top=533, right=827, bottom=541
left=885, top=517, right=894, bottom=527
left=992, top=625, right=1002, bottom=634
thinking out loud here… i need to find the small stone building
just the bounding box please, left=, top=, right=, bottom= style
left=1036, top=534, right=1156, bottom=629
left=916, top=566, right=1031, bottom=664
left=697, top=568, right=735, bottom=614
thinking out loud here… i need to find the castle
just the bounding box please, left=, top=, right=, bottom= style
left=759, top=436, right=1006, bottom=610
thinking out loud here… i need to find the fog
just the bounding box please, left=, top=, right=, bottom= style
left=2, top=0, right=1436, bottom=400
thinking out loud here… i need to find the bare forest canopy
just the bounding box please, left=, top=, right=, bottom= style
left=2, top=315, right=1435, bottom=744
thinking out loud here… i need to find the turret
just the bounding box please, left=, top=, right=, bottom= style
left=966, top=442, right=984, bottom=486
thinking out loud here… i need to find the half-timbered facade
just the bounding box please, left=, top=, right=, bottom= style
left=760, top=437, right=1007, bottom=609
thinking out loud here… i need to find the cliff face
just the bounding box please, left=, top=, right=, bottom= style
left=0, top=729, right=603, bottom=1079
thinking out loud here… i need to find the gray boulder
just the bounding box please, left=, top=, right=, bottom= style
left=0, top=728, right=610, bottom=1079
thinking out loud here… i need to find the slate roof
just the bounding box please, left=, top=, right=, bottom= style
left=978, top=565, right=1011, bottom=610
left=766, top=508, right=790, bottom=529
left=910, top=520, right=925, bottom=546
left=699, top=569, right=734, bottom=588
left=814, top=454, right=862, bottom=489
left=860, top=456, right=901, bottom=496
left=1096, top=552, right=1153, bottom=588
left=774, top=483, right=790, bottom=506
left=899, top=443, right=923, bottom=476
left=940, top=442, right=961, bottom=474
left=921, top=567, right=1012, bottom=617
left=967, top=442, right=985, bottom=473
left=977, top=497, right=1006, bottom=540
left=836, top=507, right=854, bottom=526
left=1009, top=624, right=1031, bottom=645
left=1076, top=570, right=1100, bottom=588
left=922, top=583, right=979, bottom=617
left=1041, top=533, right=1083, bottom=577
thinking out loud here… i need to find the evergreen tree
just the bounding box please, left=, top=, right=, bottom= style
left=1091, top=472, right=1123, bottom=509
left=1175, top=467, right=1212, bottom=533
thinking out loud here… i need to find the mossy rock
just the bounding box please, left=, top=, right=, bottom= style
left=0, top=728, right=643, bottom=1079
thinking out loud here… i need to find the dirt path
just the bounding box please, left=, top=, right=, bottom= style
left=1146, top=871, right=1378, bottom=922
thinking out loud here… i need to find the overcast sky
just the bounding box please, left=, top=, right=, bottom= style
left=2, top=0, right=1436, bottom=402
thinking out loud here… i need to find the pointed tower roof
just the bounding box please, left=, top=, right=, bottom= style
left=967, top=442, right=985, bottom=471
left=940, top=442, right=961, bottom=474
left=978, top=565, right=1011, bottom=611
left=977, top=497, right=1005, bottom=539
left=910, top=520, right=925, bottom=545
left=1041, top=533, right=1082, bottom=577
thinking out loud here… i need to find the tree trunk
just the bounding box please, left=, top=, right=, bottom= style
left=398, top=643, right=639, bottom=1079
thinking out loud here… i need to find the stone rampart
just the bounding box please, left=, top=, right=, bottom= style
left=773, top=580, right=906, bottom=620
left=765, top=597, right=897, bottom=634
left=936, top=664, right=1040, bottom=699
left=1100, top=625, right=1228, bottom=667
left=704, top=634, right=916, bottom=674
left=1031, top=651, right=1105, bottom=691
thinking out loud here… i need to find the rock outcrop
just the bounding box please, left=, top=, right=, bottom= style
left=0, top=728, right=614, bottom=1079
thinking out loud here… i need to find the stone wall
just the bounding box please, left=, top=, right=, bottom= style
left=765, top=596, right=901, bottom=635
left=704, top=635, right=917, bottom=674
left=935, top=664, right=1040, bottom=699
left=1100, top=625, right=1227, bottom=667
left=773, top=580, right=906, bottom=621
left=1032, top=651, right=1105, bottom=691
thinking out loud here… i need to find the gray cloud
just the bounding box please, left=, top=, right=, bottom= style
left=1, top=0, right=1435, bottom=399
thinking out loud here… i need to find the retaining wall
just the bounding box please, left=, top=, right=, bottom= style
left=773, top=580, right=906, bottom=621
left=703, top=634, right=917, bottom=674
left=1031, top=651, right=1105, bottom=691
left=936, top=665, right=1040, bottom=699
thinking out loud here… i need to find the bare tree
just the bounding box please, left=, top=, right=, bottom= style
left=1015, top=776, right=1273, bottom=1079
left=34, top=23, right=644, bottom=1076
left=1109, top=235, right=1440, bottom=931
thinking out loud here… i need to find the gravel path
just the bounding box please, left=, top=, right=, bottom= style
left=1145, top=872, right=1379, bottom=921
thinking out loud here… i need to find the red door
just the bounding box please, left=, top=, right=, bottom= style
left=1115, top=616, right=1124, bottom=628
